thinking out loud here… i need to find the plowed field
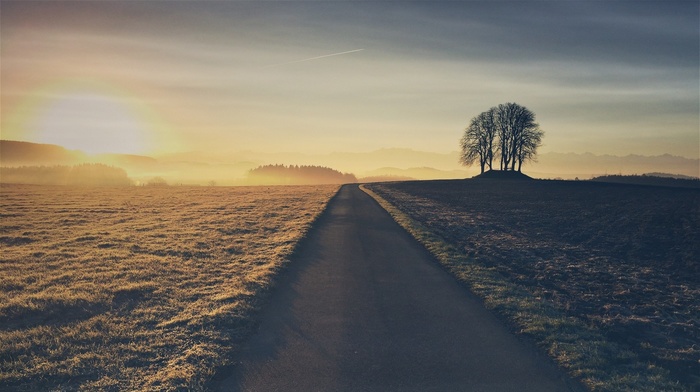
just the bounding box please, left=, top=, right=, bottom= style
left=367, top=179, right=699, bottom=390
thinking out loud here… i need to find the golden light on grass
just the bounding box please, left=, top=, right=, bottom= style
left=0, top=184, right=339, bottom=390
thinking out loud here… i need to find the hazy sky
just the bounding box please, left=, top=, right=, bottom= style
left=2, top=1, right=698, bottom=158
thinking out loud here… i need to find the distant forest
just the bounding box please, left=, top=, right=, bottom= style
left=248, top=164, right=357, bottom=185
left=0, top=164, right=133, bottom=186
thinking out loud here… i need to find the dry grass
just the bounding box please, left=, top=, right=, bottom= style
left=363, top=180, right=698, bottom=392
left=0, top=184, right=338, bottom=390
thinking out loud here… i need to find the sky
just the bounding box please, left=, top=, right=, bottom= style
left=1, top=1, right=698, bottom=160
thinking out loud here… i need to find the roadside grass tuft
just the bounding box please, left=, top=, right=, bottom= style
left=361, top=183, right=688, bottom=392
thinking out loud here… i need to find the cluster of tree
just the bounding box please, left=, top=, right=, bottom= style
left=247, top=164, right=357, bottom=185
left=460, top=103, right=544, bottom=174
left=0, top=164, right=132, bottom=186
left=144, top=176, right=169, bottom=186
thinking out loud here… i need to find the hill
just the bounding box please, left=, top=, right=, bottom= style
left=0, top=140, right=85, bottom=165
left=95, top=153, right=159, bottom=168
left=473, top=170, right=533, bottom=180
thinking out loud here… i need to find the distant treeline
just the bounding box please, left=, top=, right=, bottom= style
left=591, top=174, right=700, bottom=189
left=1, top=164, right=133, bottom=186
left=248, top=164, right=357, bottom=185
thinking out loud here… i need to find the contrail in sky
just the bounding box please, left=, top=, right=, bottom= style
left=266, top=49, right=364, bottom=67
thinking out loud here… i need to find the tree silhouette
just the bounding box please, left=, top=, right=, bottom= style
left=460, top=103, right=543, bottom=173
left=146, top=176, right=168, bottom=186
left=247, top=164, right=357, bottom=185
left=460, top=109, right=496, bottom=173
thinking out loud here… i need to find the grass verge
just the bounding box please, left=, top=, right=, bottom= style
left=360, top=184, right=685, bottom=392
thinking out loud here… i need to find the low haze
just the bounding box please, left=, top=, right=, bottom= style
left=2, top=3, right=699, bottom=389
left=2, top=1, right=698, bottom=172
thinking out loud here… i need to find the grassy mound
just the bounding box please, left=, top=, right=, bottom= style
left=472, top=170, right=533, bottom=180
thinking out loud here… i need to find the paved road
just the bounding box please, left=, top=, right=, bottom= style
left=215, top=185, right=581, bottom=392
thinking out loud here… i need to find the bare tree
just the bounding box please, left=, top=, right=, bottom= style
left=479, top=108, right=497, bottom=171
left=460, top=102, right=543, bottom=173
left=460, top=110, right=496, bottom=174
left=505, top=103, right=542, bottom=172
left=495, top=103, right=516, bottom=170
left=515, top=123, right=543, bottom=172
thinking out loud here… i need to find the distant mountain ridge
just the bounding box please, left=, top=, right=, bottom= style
left=362, top=166, right=469, bottom=180
left=1, top=140, right=697, bottom=183
left=533, top=152, right=699, bottom=179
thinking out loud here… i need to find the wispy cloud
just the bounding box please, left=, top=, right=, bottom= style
left=265, top=49, right=364, bottom=68
left=1, top=2, right=697, bottom=158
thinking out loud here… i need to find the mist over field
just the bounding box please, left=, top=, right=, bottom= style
left=2, top=140, right=697, bottom=186
left=1, top=1, right=698, bottom=390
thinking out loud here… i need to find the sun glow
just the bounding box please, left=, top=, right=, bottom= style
left=30, top=89, right=152, bottom=155
left=3, top=78, right=179, bottom=156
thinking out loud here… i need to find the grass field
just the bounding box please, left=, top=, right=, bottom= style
left=0, top=184, right=338, bottom=390
left=364, top=179, right=698, bottom=391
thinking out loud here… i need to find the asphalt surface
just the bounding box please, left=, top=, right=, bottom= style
left=215, top=184, right=581, bottom=392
